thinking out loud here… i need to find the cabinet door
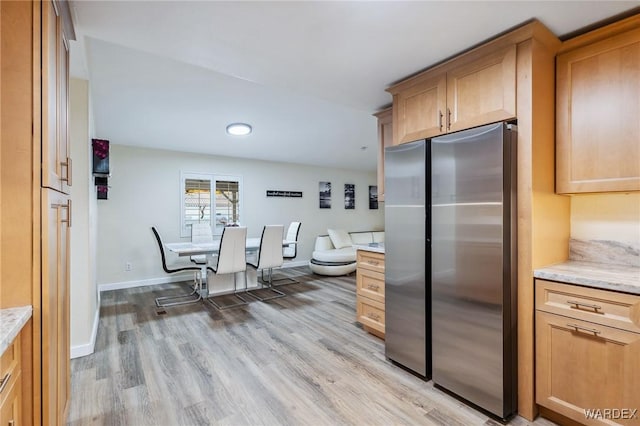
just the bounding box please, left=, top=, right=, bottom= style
left=0, top=373, right=22, bottom=426
left=556, top=28, right=640, bottom=193
left=42, top=1, right=71, bottom=194
left=393, top=73, right=446, bottom=144
left=446, top=44, right=516, bottom=133
left=536, top=311, right=640, bottom=425
left=42, top=188, right=70, bottom=426
left=375, top=109, right=393, bottom=202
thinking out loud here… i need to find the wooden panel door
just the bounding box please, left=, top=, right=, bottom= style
left=42, top=1, right=71, bottom=194
left=42, top=188, right=70, bottom=426
left=393, top=73, right=446, bottom=144
left=374, top=108, right=392, bottom=202
left=0, top=373, right=22, bottom=426
left=536, top=311, right=640, bottom=425
left=446, top=44, right=517, bottom=133
left=556, top=27, right=640, bottom=193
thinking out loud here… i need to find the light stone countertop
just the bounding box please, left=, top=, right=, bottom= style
left=353, top=243, right=385, bottom=254
left=534, top=261, right=640, bottom=295
left=0, top=306, right=32, bottom=356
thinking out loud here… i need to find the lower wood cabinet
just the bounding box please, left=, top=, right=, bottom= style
left=356, top=250, right=385, bottom=339
left=1, top=335, right=22, bottom=426
left=536, top=280, right=640, bottom=425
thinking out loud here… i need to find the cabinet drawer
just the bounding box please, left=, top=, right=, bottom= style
left=356, top=250, right=385, bottom=274
left=536, top=311, right=640, bottom=425
left=0, top=337, right=20, bottom=406
left=357, top=297, right=385, bottom=334
left=536, top=280, right=640, bottom=333
left=357, top=268, right=385, bottom=303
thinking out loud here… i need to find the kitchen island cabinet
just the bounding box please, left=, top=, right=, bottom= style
left=556, top=14, right=640, bottom=194
left=355, top=247, right=385, bottom=339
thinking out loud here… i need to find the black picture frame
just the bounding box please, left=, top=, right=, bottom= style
left=369, top=185, right=378, bottom=209
left=344, top=184, right=355, bottom=209
left=319, top=181, right=331, bottom=209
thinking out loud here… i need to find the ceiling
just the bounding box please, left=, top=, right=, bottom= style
left=70, top=1, right=639, bottom=172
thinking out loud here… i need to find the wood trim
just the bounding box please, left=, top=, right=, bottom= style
left=32, top=2, right=43, bottom=425
left=19, top=321, right=33, bottom=426
left=515, top=39, right=536, bottom=421
left=558, top=12, right=640, bottom=53
left=538, top=406, right=584, bottom=426
left=515, top=32, right=569, bottom=421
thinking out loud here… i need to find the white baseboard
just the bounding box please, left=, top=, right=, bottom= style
left=70, top=305, right=100, bottom=359
left=282, top=259, right=309, bottom=268
left=98, top=261, right=309, bottom=293
left=98, top=273, right=194, bottom=292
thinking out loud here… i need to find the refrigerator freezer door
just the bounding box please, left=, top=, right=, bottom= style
left=384, top=140, right=428, bottom=377
left=431, top=122, right=516, bottom=418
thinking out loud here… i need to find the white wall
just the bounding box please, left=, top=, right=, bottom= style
left=69, top=78, right=100, bottom=358
left=97, top=145, right=383, bottom=287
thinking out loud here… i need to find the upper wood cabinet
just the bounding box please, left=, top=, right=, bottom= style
left=389, top=43, right=516, bottom=144
left=374, top=108, right=393, bottom=203
left=42, top=0, right=72, bottom=194
left=556, top=16, right=640, bottom=194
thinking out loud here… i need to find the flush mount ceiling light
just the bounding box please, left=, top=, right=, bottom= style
left=226, top=123, right=252, bottom=136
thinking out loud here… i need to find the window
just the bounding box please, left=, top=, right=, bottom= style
left=180, top=172, right=243, bottom=237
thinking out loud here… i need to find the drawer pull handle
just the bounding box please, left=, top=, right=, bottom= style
left=367, top=260, right=380, bottom=266
left=567, top=323, right=601, bottom=336
left=367, top=284, right=379, bottom=291
left=0, top=372, right=11, bottom=394
left=367, top=313, right=380, bottom=321
left=567, top=300, right=603, bottom=313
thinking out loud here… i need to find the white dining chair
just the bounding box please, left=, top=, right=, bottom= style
left=190, top=222, right=214, bottom=265
left=283, top=221, right=301, bottom=260
left=273, top=221, right=301, bottom=285
left=206, top=226, right=249, bottom=310
left=152, top=226, right=204, bottom=307
left=246, top=225, right=286, bottom=301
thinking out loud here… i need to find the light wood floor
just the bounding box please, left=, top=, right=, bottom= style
left=68, top=267, right=557, bottom=426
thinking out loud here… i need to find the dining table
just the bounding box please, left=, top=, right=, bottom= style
left=165, top=238, right=296, bottom=297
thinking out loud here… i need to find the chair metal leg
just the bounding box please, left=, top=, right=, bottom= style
left=247, top=268, right=286, bottom=301
left=262, top=267, right=298, bottom=287
left=207, top=272, right=249, bottom=310
left=155, top=271, right=203, bottom=307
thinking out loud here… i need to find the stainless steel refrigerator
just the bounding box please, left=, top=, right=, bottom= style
left=384, top=139, right=430, bottom=378
left=431, top=122, right=517, bottom=419
left=384, top=122, right=517, bottom=419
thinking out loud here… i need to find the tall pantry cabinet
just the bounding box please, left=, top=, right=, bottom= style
left=41, top=1, right=73, bottom=424
left=0, top=1, right=74, bottom=425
